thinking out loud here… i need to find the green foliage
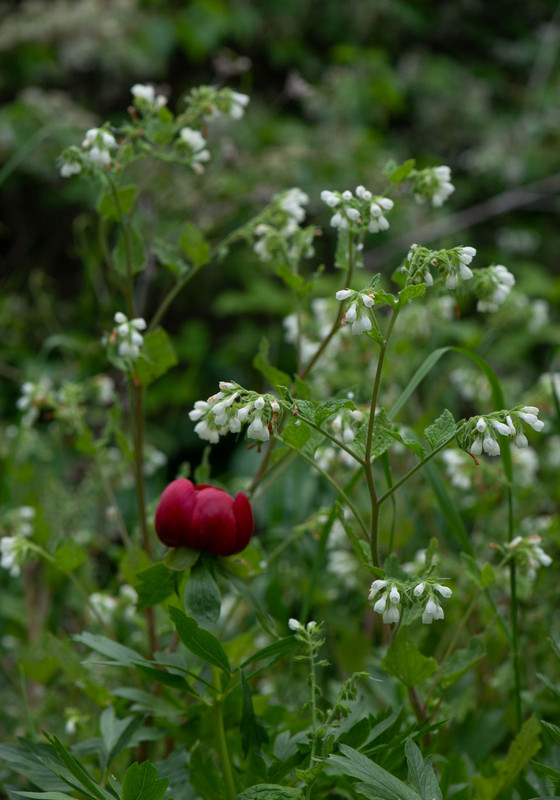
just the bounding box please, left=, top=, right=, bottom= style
left=471, top=716, right=541, bottom=800
left=381, top=633, right=438, bottom=688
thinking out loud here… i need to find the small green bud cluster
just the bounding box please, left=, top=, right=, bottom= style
left=321, top=186, right=394, bottom=233
left=189, top=381, right=280, bottom=443
left=368, top=577, right=452, bottom=625
left=459, top=407, right=544, bottom=457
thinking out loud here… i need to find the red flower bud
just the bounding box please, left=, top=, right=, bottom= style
left=155, top=478, right=254, bottom=557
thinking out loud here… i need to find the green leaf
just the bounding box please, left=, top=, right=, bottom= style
left=383, top=158, right=416, bottom=184
left=96, top=185, right=136, bottom=221
left=236, top=786, right=304, bottom=799
left=471, top=716, right=541, bottom=800
left=184, top=556, right=222, bottom=630
left=179, top=222, right=210, bottom=268
left=275, top=261, right=305, bottom=291
left=280, top=420, right=313, bottom=453
left=399, top=283, right=426, bottom=305
left=53, top=540, right=87, bottom=572
left=135, top=327, right=178, bottom=387
left=169, top=606, right=230, bottom=674
left=327, top=744, right=420, bottom=800
left=73, top=632, right=149, bottom=667
left=354, top=408, right=394, bottom=462
left=240, top=637, right=297, bottom=669
left=541, top=721, right=560, bottom=747
left=42, top=732, right=113, bottom=800
left=424, top=409, right=456, bottom=450
left=122, top=761, right=168, bottom=800
left=314, top=398, right=356, bottom=426
left=335, top=230, right=351, bottom=269
left=136, top=563, right=176, bottom=610
left=374, top=289, right=398, bottom=308
left=152, top=238, right=190, bottom=278
left=100, top=707, right=133, bottom=763
left=164, top=546, right=200, bottom=572
left=381, top=632, right=438, bottom=688
left=134, top=663, right=198, bottom=696
left=15, top=793, right=78, bottom=800
left=405, top=739, right=442, bottom=800
left=113, top=227, right=145, bottom=276
left=253, top=337, right=291, bottom=388
left=240, top=671, right=269, bottom=757
left=440, top=637, right=485, bottom=690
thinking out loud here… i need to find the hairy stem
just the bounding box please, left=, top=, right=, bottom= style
left=211, top=667, right=236, bottom=800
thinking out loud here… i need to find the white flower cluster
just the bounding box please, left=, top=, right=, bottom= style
left=476, top=265, right=515, bottom=312
left=179, top=127, right=211, bottom=172
left=253, top=188, right=312, bottom=262
left=189, top=382, right=280, bottom=444
left=131, top=83, right=167, bottom=110
left=0, top=506, right=35, bottom=578
left=508, top=534, right=552, bottom=579
left=411, top=165, right=455, bottom=207
left=204, top=89, right=250, bottom=120
left=321, top=186, right=394, bottom=233
left=335, top=288, right=375, bottom=335
left=369, top=578, right=452, bottom=625
left=467, top=407, right=544, bottom=457
left=82, top=128, right=117, bottom=168
left=111, top=312, right=147, bottom=360
left=405, top=244, right=476, bottom=291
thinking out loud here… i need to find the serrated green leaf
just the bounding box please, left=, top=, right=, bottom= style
left=354, top=408, right=394, bottom=461
left=399, top=283, right=426, bottom=305
left=327, top=745, right=420, bottom=800
left=381, top=632, right=438, bottom=688
left=424, top=409, right=456, bottom=450
left=314, top=397, right=356, bottom=426
left=471, top=716, right=541, bottom=800
left=275, top=262, right=304, bottom=290
left=179, top=222, right=210, bottom=268
left=374, top=289, right=398, bottom=308
left=169, top=606, right=230, bottom=674
left=135, top=327, right=178, bottom=387
left=53, top=540, right=87, bottom=572
left=405, top=738, right=442, bottom=800
left=253, top=337, right=291, bottom=387
left=122, top=761, right=168, bottom=800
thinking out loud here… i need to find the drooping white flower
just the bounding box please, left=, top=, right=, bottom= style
left=413, top=582, right=425, bottom=597
left=288, top=618, right=301, bottom=631
left=518, top=411, right=544, bottom=431
left=180, top=127, right=211, bottom=166
left=482, top=436, right=500, bottom=456
left=422, top=596, right=445, bottom=624
left=228, top=91, right=250, bottom=119
left=368, top=579, right=387, bottom=600
left=491, top=420, right=513, bottom=436
left=435, top=584, right=452, bottom=598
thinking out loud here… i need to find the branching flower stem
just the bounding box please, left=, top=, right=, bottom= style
left=276, top=436, right=369, bottom=540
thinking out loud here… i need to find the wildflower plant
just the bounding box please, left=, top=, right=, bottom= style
left=2, top=79, right=555, bottom=800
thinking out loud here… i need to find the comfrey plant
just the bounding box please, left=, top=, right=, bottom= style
left=2, top=82, right=553, bottom=800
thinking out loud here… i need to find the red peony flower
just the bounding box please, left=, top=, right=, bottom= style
left=154, top=478, right=254, bottom=556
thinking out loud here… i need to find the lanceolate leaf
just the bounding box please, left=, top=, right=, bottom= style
left=169, top=606, right=230, bottom=674
left=471, top=716, right=541, bottom=800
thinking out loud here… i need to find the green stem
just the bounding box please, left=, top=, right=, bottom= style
left=290, top=410, right=363, bottom=465
left=508, top=485, right=522, bottom=730
left=107, top=176, right=135, bottom=317
left=363, top=307, right=400, bottom=566
left=211, top=667, right=236, bottom=800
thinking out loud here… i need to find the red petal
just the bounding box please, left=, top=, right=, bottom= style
left=154, top=478, right=196, bottom=548
left=231, top=492, right=254, bottom=554
left=191, top=488, right=237, bottom=556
